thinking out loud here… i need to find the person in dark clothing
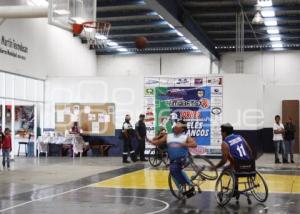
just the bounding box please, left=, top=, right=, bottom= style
left=122, top=114, right=137, bottom=163
left=1, top=128, right=12, bottom=169
left=135, top=114, right=148, bottom=161
left=284, top=117, right=296, bottom=163
left=69, top=122, right=82, bottom=134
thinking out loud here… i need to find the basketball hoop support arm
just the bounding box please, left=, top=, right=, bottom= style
left=0, top=6, right=48, bottom=18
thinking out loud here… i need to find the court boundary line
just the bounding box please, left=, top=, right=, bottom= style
left=104, top=195, right=169, bottom=214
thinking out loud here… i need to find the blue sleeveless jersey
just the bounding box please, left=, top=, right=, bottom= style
left=224, top=134, right=251, bottom=161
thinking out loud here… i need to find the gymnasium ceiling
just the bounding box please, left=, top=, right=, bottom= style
left=96, top=0, right=300, bottom=57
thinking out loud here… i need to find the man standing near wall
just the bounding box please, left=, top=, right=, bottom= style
left=135, top=114, right=148, bottom=161
left=284, top=117, right=296, bottom=163
left=121, top=115, right=137, bottom=163
left=273, top=115, right=287, bottom=164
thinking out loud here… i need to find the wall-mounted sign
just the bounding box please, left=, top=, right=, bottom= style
left=0, top=35, right=29, bottom=60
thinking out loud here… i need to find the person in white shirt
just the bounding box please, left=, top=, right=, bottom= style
left=273, top=115, right=287, bottom=164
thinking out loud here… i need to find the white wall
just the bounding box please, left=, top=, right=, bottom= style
left=98, top=53, right=217, bottom=76
left=0, top=18, right=97, bottom=79
left=221, top=51, right=300, bottom=127
left=45, top=76, right=144, bottom=129
left=223, top=74, right=263, bottom=130
left=44, top=74, right=262, bottom=130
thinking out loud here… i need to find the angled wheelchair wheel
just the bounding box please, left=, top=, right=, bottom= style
left=248, top=171, right=268, bottom=202
left=168, top=173, right=184, bottom=200
left=191, top=156, right=218, bottom=180
left=149, top=148, right=162, bottom=167
left=215, top=170, right=236, bottom=207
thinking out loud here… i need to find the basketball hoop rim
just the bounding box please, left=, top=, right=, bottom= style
left=82, top=21, right=111, bottom=29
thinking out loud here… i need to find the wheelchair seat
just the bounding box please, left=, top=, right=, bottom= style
left=233, top=159, right=256, bottom=178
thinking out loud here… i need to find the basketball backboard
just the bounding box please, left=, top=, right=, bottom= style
left=48, top=0, right=96, bottom=31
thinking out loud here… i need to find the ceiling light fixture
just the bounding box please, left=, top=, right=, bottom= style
left=168, top=23, right=175, bottom=29
left=267, top=28, right=279, bottom=34
left=264, top=20, right=277, bottom=26
left=269, top=36, right=281, bottom=41
left=176, top=31, right=184, bottom=37
left=184, top=39, right=191, bottom=44
left=191, top=45, right=198, bottom=50
left=257, top=0, right=272, bottom=7
left=261, top=10, right=275, bottom=17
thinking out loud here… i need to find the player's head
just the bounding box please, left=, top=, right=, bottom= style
left=221, top=123, right=234, bottom=140
left=139, top=114, right=145, bottom=121
left=275, top=115, right=280, bottom=123
left=73, top=122, right=78, bottom=127
left=173, top=120, right=187, bottom=135
left=125, top=114, right=131, bottom=122
left=4, top=128, right=11, bottom=134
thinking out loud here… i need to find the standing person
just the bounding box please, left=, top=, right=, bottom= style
left=135, top=114, right=148, bottom=161
left=284, top=117, right=296, bottom=163
left=121, top=115, right=137, bottom=163
left=1, top=128, right=12, bottom=169
left=273, top=115, right=287, bottom=164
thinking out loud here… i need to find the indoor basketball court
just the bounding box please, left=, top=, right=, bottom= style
left=0, top=0, right=300, bottom=213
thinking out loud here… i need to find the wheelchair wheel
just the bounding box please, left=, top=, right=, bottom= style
left=148, top=148, right=163, bottom=167
left=248, top=171, right=268, bottom=202
left=190, top=156, right=218, bottom=180
left=215, top=170, right=235, bottom=207
left=168, top=173, right=184, bottom=200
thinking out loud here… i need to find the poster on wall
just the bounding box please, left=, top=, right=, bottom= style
left=144, top=76, right=223, bottom=155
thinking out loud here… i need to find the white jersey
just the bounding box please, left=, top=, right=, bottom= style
left=167, top=133, right=188, bottom=160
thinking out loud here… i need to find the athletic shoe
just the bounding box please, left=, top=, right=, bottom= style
left=275, top=160, right=281, bottom=164
left=123, top=160, right=130, bottom=163
left=183, top=187, right=195, bottom=198
left=291, top=160, right=295, bottom=164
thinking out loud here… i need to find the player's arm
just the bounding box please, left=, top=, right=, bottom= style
left=149, top=135, right=167, bottom=146
left=242, top=138, right=253, bottom=159
left=273, top=125, right=285, bottom=134
left=182, top=136, right=197, bottom=148
left=214, top=142, right=230, bottom=169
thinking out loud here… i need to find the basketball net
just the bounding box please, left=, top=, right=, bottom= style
left=83, top=21, right=111, bottom=49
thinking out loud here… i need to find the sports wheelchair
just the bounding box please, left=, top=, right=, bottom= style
left=215, top=160, right=268, bottom=206
left=148, top=146, right=169, bottom=167
left=168, top=154, right=218, bottom=200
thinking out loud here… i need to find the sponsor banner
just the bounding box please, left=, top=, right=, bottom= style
left=144, top=76, right=223, bottom=155
left=211, top=87, right=223, bottom=96
left=207, top=76, right=223, bottom=86
left=174, top=77, right=191, bottom=87
left=144, top=88, right=155, bottom=96
left=144, top=78, right=160, bottom=87
left=192, top=77, right=206, bottom=87
left=155, top=86, right=211, bottom=146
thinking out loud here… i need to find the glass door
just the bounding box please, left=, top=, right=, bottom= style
left=14, top=101, right=36, bottom=157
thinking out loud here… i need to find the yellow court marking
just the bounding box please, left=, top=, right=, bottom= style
left=91, top=168, right=300, bottom=194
